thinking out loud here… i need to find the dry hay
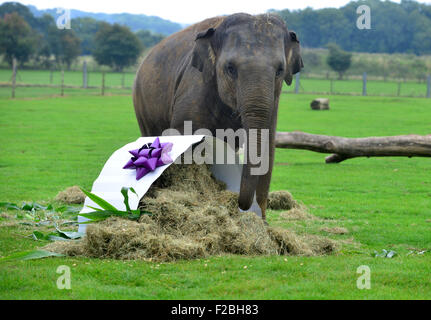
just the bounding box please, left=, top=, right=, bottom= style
left=267, top=190, right=297, bottom=210
left=46, top=164, right=337, bottom=261
left=55, top=186, right=86, bottom=204
left=280, top=207, right=318, bottom=221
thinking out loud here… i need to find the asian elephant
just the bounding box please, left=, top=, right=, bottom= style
left=133, top=13, right=303, bottom=220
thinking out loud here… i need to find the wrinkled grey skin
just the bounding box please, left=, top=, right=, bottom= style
left=133, top=13, right=303, bottom=220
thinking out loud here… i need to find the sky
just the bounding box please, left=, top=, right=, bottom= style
left=5, top=0, right=431, bottom=24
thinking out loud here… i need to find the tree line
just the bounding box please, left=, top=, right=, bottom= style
left=0, top=2, right=165, bottom=71
left=2, top=0, right=431, bottom=74
left=274, top=0, right=431, bottom=55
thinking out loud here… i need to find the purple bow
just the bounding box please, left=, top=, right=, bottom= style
left=123, top=137, right=173, bottom=180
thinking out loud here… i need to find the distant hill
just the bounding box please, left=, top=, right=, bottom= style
left=27, top=5, right=183, bottom=35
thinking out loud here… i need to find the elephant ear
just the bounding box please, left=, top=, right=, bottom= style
left=284, top=31, right=304, bottom=86
left=191, top=28, right=216, bottom=83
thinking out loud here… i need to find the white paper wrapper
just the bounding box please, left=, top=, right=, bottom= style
left=78, top=135, right=261, bottom=233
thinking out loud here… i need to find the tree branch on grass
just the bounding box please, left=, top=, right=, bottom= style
left=275, top=131, right=431, bottom=163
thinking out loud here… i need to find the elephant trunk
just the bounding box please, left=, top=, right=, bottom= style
left=237, top=74, right=274, bottom=210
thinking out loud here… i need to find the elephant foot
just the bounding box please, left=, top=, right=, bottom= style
left=258, top=199, right=267, bottom=222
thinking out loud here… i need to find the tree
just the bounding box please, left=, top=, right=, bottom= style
left=135, top=30, right=165, bottom=49
left=93, top=23, right=142, bottom=72
left=0, top=2, right=37, bottom=28
left=0, top=12, right=36, bottom=65
left=72, top=17, right=105, bottom=55
left=276, top=0, right=431, bottom=54
left=326, top=43, right=352, bottom=80
left=47, top=26, right=81, bottom=69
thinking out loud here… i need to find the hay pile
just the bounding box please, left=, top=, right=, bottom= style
left=46, top=164, right=337, bottom=261
left=280, top=207, right=318, bottom=221
left=267, top=190, right=297, bottom=210
left=55, top=186, right=86, bottom=204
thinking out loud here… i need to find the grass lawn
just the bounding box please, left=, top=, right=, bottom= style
left=0, top=90, right=430, bottom=299
left=0, top=69, right=136, bottom=88
left=1, top=68, right=429, bottom=98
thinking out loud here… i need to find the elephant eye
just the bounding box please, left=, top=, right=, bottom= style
left=225, top=62, right=237, bottom=78
left=276, top=66, right=284, bottom=77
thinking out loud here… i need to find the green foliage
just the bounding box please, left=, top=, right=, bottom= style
left=0, top=12, right=36, bottom=65
left=0, top=200, right=80, bottom=225
left=0, top=250, right=64, bottom=262
left=30, top=228, right=83, bottom=241
left=301, top=49, right=322, bottom=69
left=80, top=188, right=118, bottom=211
left=79, top=187, right=150, bottom=223
left=93, top=23, right=142, bottom=72
left=0, top=2, right=37, bottom=28
left=135, top=30, right=165, bottom=49
left=326, top=43, right=353, bottom=79
left=71, top=17, right=106, bottom=55
left=276, top=0, right=431, bottom=54
left=46, top=26, right=81, bottom=69
left=0, top=4, right=81, bottom=69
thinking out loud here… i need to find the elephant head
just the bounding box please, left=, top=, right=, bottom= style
left=191, top=13, right=303, bottom=211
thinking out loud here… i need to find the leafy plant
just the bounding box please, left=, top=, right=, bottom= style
left=30, top=227, right=84, bottom=241
left=372, top=249, right=397, bottom=258
left=0, top=201, right=80, bottom=223
left=79, top=187, right=151, bottom=223
left=0, top=250, right=64, bottom=262
left=0, top=201, right=52, bottom=212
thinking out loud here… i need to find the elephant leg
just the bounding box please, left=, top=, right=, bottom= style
left=255, top=124, right=276, bottom=222
left=256, top=154, right=274, bottom=222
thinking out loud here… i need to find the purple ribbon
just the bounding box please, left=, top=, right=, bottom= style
left=123, top=137, right=173, bottom=180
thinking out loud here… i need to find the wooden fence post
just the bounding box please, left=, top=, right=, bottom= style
left=397, top=82, right=401, bottom=97
left=362, top=72, right=367, bottom=96
left=49, top=68, right=53, bottom=84
left=330, top=79, right=333, bottom=94
left=295, top=72, right=300, bottom=94
left=83, top=61, right=88, bottom=89
left=11, top=57, right=17, bottom=99
left=427, top=75, right=430, bottom=98
left=61, top=69, right=64, bottom=96
left=101, top=72, right=105, bottom=96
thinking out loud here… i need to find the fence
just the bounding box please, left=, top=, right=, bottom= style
left=0, top=64, right=134, bottom=99
left=288, top=72, right=431, bottom=98
left=1, top=64, right=430, bottom=99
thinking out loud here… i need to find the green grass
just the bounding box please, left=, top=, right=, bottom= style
left=0, top=69, right=136, bottom=88
left=0, top=92, right=430, bottom=299
left=285, top=78, right=429, bottom=97
left=1, top=69, right=429, bottom=98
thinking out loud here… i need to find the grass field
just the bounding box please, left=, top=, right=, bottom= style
left=1, top=68, right=430, bottom=98
left=0, top=89, right=430, bottom=299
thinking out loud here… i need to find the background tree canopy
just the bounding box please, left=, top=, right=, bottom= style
left=2, top=0, right=431, bottom=56
left=275, top=0, right=431, bottom=54
left=0, top=12, right=36, bottom=65
left=93, top=23, right=142, bottom=72
left=1, top=0, right=431, bottom=73
left=326, top=43, right=353, bottom=79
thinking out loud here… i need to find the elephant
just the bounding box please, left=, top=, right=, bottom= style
left=133, top=13, right=303, bottom=220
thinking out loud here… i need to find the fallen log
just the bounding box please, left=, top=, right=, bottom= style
left=275, top=131, right=431, bottom=163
